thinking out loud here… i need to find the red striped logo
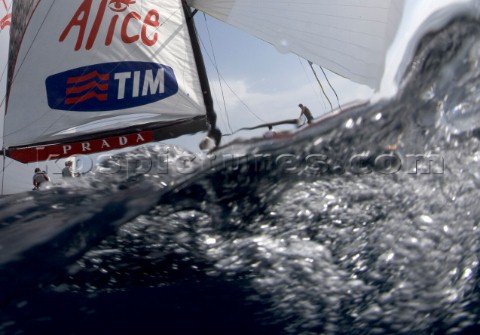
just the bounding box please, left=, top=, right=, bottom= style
left=65, top=71, right=110, bottom=105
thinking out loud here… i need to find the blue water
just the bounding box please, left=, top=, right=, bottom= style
left=1, top=17, right=480, bottom=335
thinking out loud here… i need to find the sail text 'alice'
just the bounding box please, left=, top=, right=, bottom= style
left=60, top=0, right=161, bottom=50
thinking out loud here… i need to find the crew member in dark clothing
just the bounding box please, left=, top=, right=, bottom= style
left=298, top=103, right=314, bottom=124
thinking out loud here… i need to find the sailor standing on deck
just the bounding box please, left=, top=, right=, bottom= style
left=33, top=168, right=50, bottom=190
left=263, top=125, right=276, bottom=139
left=298, top=103, right=314, bottom=124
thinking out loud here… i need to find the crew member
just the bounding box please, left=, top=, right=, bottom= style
left=62, top=161, right=74, bottom=178
left=298, top=103, right=314, bottom=124
left=263, top=125, right=276, bottom=138
left=33, top=168, right=50, bottom=190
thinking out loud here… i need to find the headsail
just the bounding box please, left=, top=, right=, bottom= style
left=187, top=0, right=406, bottom=90
left=2, top=0, right=213, bottom=164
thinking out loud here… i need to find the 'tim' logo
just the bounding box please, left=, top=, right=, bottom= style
left=46, top=62, right=178, bottom=112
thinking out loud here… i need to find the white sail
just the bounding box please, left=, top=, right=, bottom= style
left=3, top=0, right=210, bottom=163
left=187, top=0, right=405, bottom=89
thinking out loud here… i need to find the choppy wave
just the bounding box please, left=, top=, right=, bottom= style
left=1, top=17, right=480, bottom=335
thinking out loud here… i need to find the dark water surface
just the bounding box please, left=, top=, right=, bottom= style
left=1, top=17, right=480, bottom=335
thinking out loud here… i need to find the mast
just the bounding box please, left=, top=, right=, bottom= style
left=182, top=0, right=215, bottom=131
left=182, top=0, right=221, bottom=146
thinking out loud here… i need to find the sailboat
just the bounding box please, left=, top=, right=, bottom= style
left=0, top=0, right=407, bottom=194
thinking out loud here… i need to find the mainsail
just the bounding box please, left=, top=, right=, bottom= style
left=2, top=0, right=214, bottom=165
left=187, top=0, right=406, bottom=90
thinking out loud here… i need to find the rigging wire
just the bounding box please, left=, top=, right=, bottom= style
left=196, top=15, right=267, bottom=127
left=201, top=13, right=232, bottom=134
left=0, top=65, right=7, bottom=125
left=319, top=66, right=342, bottom=111
left=308, top=61, right=333, bottom=112
left=1, top=148, right=5, bottom=195
left=297, top=57, right=326, bottom=112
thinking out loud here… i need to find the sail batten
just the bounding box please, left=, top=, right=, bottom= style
left=188, top=0, right=406, bottom=88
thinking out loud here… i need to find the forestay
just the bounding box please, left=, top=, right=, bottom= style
left=187, top=0, right=406, bottom=89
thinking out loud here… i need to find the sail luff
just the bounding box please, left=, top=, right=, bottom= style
left=187, top=0, right=406, bottom=89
